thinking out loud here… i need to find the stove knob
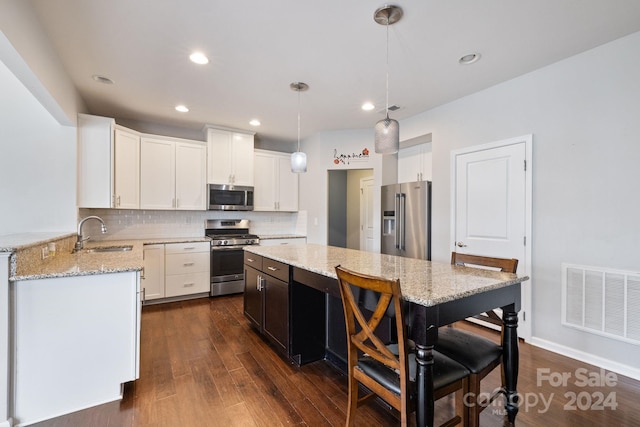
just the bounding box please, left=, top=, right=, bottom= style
left=223, top=240, right=228, bottom=245
left=216, top=240, right=223, bottom=246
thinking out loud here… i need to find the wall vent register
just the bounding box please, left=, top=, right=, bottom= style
left=562, top=263, right=640, bottom=344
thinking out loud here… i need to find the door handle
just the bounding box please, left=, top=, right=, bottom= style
left=456, top=241, right=468, bottom=247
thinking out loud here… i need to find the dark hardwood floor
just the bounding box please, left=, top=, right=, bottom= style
left=31, top=295, right=640, bottom=426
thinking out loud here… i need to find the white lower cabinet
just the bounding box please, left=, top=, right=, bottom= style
left=12, top=271, right=141, bottom=426
left=143, top=242, right=210, bottom=301
left=142, top=244, right=165, bottom=300
left=259, top=237, right=307, bottom=246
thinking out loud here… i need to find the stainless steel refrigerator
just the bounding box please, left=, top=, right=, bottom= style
left=381, top=180, right=431, bottom=260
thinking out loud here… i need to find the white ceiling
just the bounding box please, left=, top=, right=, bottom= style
left=29, top=0, right=640, bottom=147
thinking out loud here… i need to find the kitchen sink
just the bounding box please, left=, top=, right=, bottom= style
left=85, top=245, right=133, bottom=253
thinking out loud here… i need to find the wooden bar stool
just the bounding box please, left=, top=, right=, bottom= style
left=435, top=252, right=519, bottom=427
left=335, top=265, right=470, bottom=427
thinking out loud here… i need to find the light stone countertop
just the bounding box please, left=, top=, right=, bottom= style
left=244, top=243, right=529, bottom=307
left=9, top=236, right=211, bottom=281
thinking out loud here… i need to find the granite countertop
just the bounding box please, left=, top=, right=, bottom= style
left=7, top=235, right=211, bottom=282
left=244, top=243, right=529, bottom=307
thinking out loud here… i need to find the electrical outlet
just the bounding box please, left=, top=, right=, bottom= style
left=41, top=246, right=49, bottom=260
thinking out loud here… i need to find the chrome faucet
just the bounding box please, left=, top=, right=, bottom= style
left=75, top=216, right=107, bottom=251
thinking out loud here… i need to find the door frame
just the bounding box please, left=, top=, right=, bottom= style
left=359, top=176, right=375, bottom=251
left=450, top=134, right=533, bottom=341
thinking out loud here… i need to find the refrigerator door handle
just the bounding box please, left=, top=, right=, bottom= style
left=400, top=193, right=406, bottom=250
left=395, top=193, right=401, bottom=249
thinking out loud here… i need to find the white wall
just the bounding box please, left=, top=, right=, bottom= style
left=0, top=58, right=77, bottom=235
left=359, top=31, right=640, bottom=374
left=299, top=129, right=390, bottom=252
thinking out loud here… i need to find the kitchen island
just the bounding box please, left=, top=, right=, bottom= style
left=244, top=243, right=529, bottom=427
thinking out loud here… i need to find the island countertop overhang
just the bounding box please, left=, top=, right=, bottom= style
left=244, top=243, right=529, bottom=307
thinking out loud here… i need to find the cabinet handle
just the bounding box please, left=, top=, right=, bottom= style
left=267, top=266, right=278, bottom=272
left=141, top=267, right=145, bottom=280
left=183, top=262, right=195, bottom=267
left=176, top=198, right=180, bottom=208
left=172, top=198, right=176, bottom=208
left=142, top=288, right=146, bottom=303
left=247, top=257, right=254, bottom=263
left=256, top=275, right=261, bottom=290
left=183, top=283, right=195, bottom=287
left=116, top=195, right=121, bottom=207
left=183, top=247, right=196, bottom=250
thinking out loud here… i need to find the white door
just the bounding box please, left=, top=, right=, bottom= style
left=360, top=177, right=375, bottom=252
left=452, top=135, right=532, bottom=340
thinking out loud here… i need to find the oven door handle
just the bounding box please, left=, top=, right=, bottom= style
left=211, top=246, right=247, bottom=251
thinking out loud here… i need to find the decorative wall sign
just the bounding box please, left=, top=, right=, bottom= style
left=332, top=148, right=370, bottom=165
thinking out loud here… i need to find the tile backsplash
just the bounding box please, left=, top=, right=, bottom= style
left=78, top=208, right=307, bottom=241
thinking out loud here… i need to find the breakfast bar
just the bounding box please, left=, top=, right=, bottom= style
left=244, top=243, right=529, bottom=427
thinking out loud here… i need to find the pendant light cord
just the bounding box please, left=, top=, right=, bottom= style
left=385, top=18, right=390, bottom=120
left=297, top=86, right=301, bottom=152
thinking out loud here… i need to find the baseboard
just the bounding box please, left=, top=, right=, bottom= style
left=529, top=336, right=640, bottom=381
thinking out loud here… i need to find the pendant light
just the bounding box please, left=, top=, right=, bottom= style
left=290, top=82, right=309, bottom=173
left=373, top=4, right=403, bottom=154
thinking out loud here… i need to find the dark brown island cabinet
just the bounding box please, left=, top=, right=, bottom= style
left=243, top=252, right=290, bottom=356
left=243, top=252, right=392, bottom=369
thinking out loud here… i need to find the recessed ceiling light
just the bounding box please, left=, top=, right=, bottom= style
left=249, top=119, right=261, bottom=126
left=189, top=52, right=209, bottom=65
left=175, top=105, right=189, bottom=113
left=362, top=102, right=375, bottom=111
left=92, top=74, right=114, bottom=84
left=459, top=53, right=481, bottom=65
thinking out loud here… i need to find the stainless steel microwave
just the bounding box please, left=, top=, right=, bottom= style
left=208, top=184, right=254, bottom=211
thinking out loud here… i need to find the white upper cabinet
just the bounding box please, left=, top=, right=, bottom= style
left=397, top=143, right=433, bottom=183
left=77, top=114, right=115, bottom=208
left=175, top=141, right=207, bottom=210
left=253, top=149, right=298, bottom=212
left=77, top=114, right=140, bottom=209
left=140, top=136, right=206, bottom=210
left=113, top=126, right=140, bottom=209
left=206, top=127, right=254, bottom=186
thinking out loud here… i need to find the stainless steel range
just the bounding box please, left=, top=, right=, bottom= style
left=205, top=219, right=259, bottom=296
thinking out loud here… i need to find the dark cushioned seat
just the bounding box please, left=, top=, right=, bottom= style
left=436, top=327, right=503, bottom=374
left=358, top=350, right=470, bottom=397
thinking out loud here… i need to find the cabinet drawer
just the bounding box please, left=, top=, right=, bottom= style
left=165, top=272, right=210, bottom=297
left=166, top=252, right=210, bottom=275
left=165, top=241, right=209, bottom=254
left=244, top=252, right=262, bottom=270
left=263, top=257, right=289, bottom=282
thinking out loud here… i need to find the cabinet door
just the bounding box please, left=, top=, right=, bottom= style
left=253, top=152, right=277, bottom=211
left=231, top=133, right=254, bottom=186
left=114, top=128, right=140, bottom=209
left=397, top=143, right=433, bottom=183
left=175, top=142, right=206, bottom=210
left=276, top=155, right=298, bottom=211
left=140, top=137, right=175, bottom=209
left=142, top=244, right=165, bottom=300
left=207, top=128, right=232, bottom=184
left=263, top=274, right=289, bottom=354
left=243, top=265, right=262, bottom=329
left=77, top=114, right=114, bottom=208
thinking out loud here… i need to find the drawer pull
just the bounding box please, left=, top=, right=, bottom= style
left=183, top=247, right=196, bottom=250
left=183, top=262, right=195, bottom=267
left=183, top=283, right=195, bottom=287
left=267, top=266, right=278, bottom=271
left=247, top=257, right=255, bottom=262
